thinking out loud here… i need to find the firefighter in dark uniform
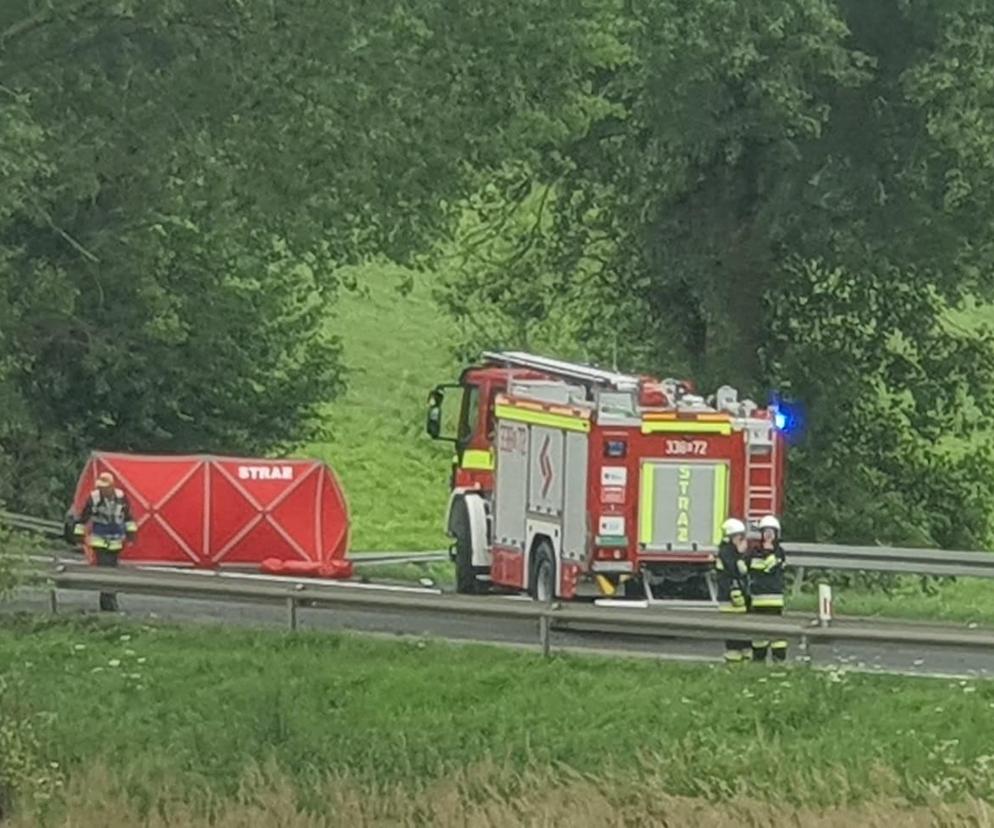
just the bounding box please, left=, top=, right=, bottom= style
left=748, top=514, right=787, bottom=662
left=715, top=517, right=750, bottom=663
left=71, top=472, right=137, bottom=611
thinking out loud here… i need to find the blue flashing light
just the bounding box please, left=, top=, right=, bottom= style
left=771, top=398, right=805, bottom=440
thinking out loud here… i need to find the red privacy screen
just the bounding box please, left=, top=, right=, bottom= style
left=73, top=452, right=350, bottom=567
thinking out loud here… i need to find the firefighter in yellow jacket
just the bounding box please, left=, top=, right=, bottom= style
left=71, top=472, right=138, bottom=611
left=715, top=517, right=750, bottom=663
left=748, top=514, right=788, bottom=663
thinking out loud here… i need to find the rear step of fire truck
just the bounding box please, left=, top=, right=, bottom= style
left=593, top=571, right=720, bottom=611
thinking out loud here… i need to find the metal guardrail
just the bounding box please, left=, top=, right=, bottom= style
left=0, top=510, right=448, bottom=565
left=789, top=543, right=994, bottom=579
left=5, top=509, right=994, bottom=579
left=38, top=567, right=994, bottom=657
left=0, top=510, right=63, bottom=537
left=351, top=552, right=450, bottom=565
left=350, top=544, right=994, bottom=579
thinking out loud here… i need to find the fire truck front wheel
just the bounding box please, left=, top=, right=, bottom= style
left=451, top=498, right=479, bottom=595
left=530, top=541, right=556, bottom=602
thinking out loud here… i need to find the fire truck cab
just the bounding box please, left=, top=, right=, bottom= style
left=426, top=351, right=785, bottom=603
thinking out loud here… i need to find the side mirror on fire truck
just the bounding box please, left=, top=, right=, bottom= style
left=425, top=390, right=444, bottom=440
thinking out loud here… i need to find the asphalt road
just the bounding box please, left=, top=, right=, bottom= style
left=6, top=585, right=994, bottom=681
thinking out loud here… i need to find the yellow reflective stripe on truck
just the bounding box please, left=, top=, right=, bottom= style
left=712, top=463, right=728, bottom=545
left=641, top=420, right=732, bottom=436
left=461, top=449, right=495, bottom=471
left=495, top=403, right=590, bottom=433
left=639, top=463, right=655, bottom=545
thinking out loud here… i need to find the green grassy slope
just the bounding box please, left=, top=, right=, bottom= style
left=305, top=265, right=458, bottom=551
left=5, top=617, right=994, bottom=820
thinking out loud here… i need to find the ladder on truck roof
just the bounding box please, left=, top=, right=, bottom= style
left=745, top=424, right=779, bottom=527
left=482, top=351, right=641, bottom=392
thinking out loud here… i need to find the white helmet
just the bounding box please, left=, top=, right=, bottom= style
left=722, top=518, right=747, bottom=538
left=758, top=515, right=781, bottom=533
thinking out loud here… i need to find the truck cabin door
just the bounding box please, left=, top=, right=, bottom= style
left=456, top=382, right=500, bottom=482
left=426, top=382, right=495, bottom=487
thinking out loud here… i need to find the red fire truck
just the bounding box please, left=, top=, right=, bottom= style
left=426, top=352, right=786, bottom=603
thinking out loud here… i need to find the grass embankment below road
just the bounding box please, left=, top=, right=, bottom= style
left=4, top=616, right=994, bottom=825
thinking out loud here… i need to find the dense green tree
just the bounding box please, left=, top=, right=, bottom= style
left=0, top=0, right=617, bottom=509
left=440, top=0, right=994, bottom=546
left=6, top=0, right=993, bottom=545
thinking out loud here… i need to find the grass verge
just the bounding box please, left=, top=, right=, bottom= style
left=790, top=576, right=994, bottom=626
left=8, top=762, right=994, bottom=827
left=305, top=263, right=458, bottom=551
left=352, top=560, right=454, bottom=587
left=3, top=616, right=994, bottom=824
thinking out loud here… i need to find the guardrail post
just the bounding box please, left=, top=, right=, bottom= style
left=539, top=612, right=551, bottom=658
left=792, top=566, right=806, bottom=598
left=286, top=596, right=297, bottom=631
left=818, top=583, right=833, bottom=628
left=48, top=588, right=58, bottom=615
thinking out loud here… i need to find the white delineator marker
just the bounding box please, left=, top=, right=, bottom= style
left=818, top=582, right=833, bottom=627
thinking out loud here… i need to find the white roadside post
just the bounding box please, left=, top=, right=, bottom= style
left=286, top=595, right=298, bottom=631
left=818, top=582, right=833, bottom=627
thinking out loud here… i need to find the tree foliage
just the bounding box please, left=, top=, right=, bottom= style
left=4, top=0, right=994, bottom=545
left=0, top=0, right=615, bottom=509
left=440, top=0, right=994, bottom=546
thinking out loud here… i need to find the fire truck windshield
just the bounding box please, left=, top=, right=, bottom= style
left=458, top=384, right=480, bottom=445
left=597, top=391, right=637, bottom=418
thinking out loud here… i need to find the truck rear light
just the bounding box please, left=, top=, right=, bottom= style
left=595, top=547, right=626, bottom=561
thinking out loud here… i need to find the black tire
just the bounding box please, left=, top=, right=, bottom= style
left=530, top=540, right=556, bottom=602
left=451, top=498, right=479, bottom=595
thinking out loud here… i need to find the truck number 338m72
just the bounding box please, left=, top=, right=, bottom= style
left=664, top=439, right=708, bottom=456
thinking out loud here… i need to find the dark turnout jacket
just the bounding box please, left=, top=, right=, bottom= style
left=747, top=542, right=786, bottom=608
left=715, top=541, right=748, bottom=613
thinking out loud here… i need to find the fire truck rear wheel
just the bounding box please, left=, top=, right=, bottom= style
left=451, top=498, right=479, bottom=595
left=531, top=541, right=556, bottom=602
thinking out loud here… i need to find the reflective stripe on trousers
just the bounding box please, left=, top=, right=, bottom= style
left=724, top=645, right=750, bottom=663
left=90, top=523, right=125, bottom=552
left=89, top=537, right=124, bottom=551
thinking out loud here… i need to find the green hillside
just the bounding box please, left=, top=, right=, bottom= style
left=6, top=618, right=994, bottom=825
left=306, top=265, right=458, bottom=551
